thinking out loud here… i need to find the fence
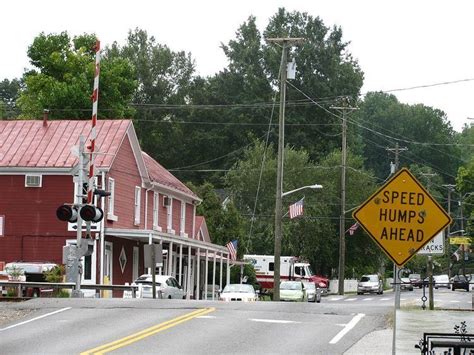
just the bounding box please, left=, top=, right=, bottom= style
left=0, top=281, right=138, bottom=298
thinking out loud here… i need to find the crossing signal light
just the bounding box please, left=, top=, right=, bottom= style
left=56, top=205, right=78, bottom=222
left=80, top=205, right=104, bottom=222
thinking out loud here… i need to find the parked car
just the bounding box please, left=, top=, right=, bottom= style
left=302, top=281, right=321, bottom=303
left=451, top=275, right=470, bottom=292
left=433, top=274, right=450, bottom=289
left=133, top=275, right=185, bottom=299
left=400, top=277, right=414, bottom=291
left=279, top=281, right=306, bottom=302
left=219, top=284, right=258, bottom=302
left=357, top=274, right=383, bottom=295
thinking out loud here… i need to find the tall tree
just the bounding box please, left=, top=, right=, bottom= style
left=17, top=32, right=136, bottom=119
left=356, top=92, right=460, bottom=183
left=107, top=29, right=196, bottom=169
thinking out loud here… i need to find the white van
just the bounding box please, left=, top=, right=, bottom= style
left=433, top=274, right=450, bottom=289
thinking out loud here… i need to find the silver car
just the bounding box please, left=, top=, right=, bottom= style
left=134, top=274, right=186, bottom=299
left=302, top=281, right=321, bottom=303
left=357, top=274, right=383, bottom=295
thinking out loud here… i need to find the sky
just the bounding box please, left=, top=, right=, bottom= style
left=2, top=0, right=473, bottom=131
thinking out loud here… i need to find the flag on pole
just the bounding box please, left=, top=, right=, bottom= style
left=226, top=240, right=238, bottom=261
left=347, top=222, right=359, bottom=235
left=289, top=199, right=304, bottom=219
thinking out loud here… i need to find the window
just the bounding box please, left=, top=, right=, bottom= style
left=0, top=215, right=4, bottom=237
left=269, top=262, right=274, bottom=272
left=25, top=174, right=42, bottom=187
left=153, top=192, right=160, bottom=230
left=107, top=178, right=115, bottom=217
left=180, top=201, right=186, bottom=236
left=166, top=197, right=173, bottom=233
left=134, top=186, right=141, bottom=225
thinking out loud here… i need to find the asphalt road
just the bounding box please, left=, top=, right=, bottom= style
left=0, top=288, right=470, bottom=354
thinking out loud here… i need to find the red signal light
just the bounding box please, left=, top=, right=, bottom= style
left=56, top=205, right=78, bottom=222
left=80, top=205, right=104, bottom=222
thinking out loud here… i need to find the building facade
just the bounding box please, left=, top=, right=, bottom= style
left=0, top=119, right=230, bottom=298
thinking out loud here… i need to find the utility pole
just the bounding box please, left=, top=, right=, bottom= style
left=266, top=37, right=304, bottom=301
left=421, top=173, right=436, bottom=311
left=386, top=142, right=407, bottom=355
left=331, top=98, right=357, bottom=295
left=443, top=184, right=455, bottom=279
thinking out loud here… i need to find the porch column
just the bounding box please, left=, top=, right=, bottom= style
left=179, top=244, right=183, bottom=285
left=219, top=251, right=223, bottom=291
left=159, top=239, right=163, bottom=275
left=187, top=245, right=192, bottom=300
left=212, top=251, right=217, bottom=301
left=168, top=241, right=173, bottom=277
left=226, top=253, right=230, bottom=286
left=196, top=248, right=200, bottom=300
left=205, top=250, right=209, bottom=300
left=147, top=233, right=153, bottom=274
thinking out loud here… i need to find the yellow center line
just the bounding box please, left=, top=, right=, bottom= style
left=81, top=307, right=215, bottom=355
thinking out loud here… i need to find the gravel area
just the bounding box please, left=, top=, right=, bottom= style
left=0, top=305, right=35, bottom=327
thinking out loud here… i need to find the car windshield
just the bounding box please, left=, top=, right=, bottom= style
left=280, top=282, right=302, bottom=290
left=360, top=276, right=377, bottom=282
left=303, top=282, right=315, bottom=290
left=306, top=265, right=314, bottom=276
left=222, top=284, right=254, bottom=293
left=409, top=274, right=420, bottom=279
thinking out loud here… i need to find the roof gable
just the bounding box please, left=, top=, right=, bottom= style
left=142, top=151, right=198, bottom=200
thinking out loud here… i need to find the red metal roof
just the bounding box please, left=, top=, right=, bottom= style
left=0, top=119, right=198, bottom=200
left=0, top=120, right=130, bottom=168
left=142, top=151, right=198, bottom=198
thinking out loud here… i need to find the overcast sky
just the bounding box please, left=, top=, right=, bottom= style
left=2, top=0, right=473, bottom=131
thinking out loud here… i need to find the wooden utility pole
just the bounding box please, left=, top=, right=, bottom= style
left=266, top=37, right=304, bottom=301
left=331, top=98, right=357, bottom=295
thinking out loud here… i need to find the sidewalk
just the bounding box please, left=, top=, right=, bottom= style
left=346, top=308, right=473, bottom=354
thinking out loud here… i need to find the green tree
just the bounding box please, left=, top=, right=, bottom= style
left=0, top=78, right=21, bottom=118
left=187, top=181, right=246, bottom=257
left=356, top=92, right=460, bottom=183
left=107, top=29, right=196, bottom=169
left=17, top=31, right=137, bottom=119
left=225, top=139, right=381, bottom=276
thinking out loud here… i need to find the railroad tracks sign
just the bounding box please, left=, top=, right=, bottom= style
left=353, top=168, right=452, bottom=267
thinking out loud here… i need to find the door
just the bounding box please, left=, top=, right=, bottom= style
left=66, top=239, right=96, bottom=298
left=104, top=242, right=113, bottom=284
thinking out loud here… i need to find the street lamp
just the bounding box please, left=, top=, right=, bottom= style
left=273, top=183, right=323, bottom=301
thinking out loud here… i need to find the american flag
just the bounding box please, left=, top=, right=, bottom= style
left=347, top=222, right=359, bottom=235
left=289, top=199, right=304, bottom=219
left=226, top=240, right=238, bottom=261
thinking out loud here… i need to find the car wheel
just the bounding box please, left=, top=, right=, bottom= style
left=357, top=292, right=362, bottom=295
left=168, top=295, right=172, bottom=299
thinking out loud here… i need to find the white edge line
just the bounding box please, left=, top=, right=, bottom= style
left=0, top=307, right=72, bottom=331
left=250, top=319, right=300, bottom=324
left=329, top=313, right=365, bottom=344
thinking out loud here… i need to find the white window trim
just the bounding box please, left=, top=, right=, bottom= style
left=107, top=177, right=118, bottom=221
left=134, top=186, right=141, bottom=226
left=166, top=197, right=174, bottom=234
left=153, top=192, right=162, bottom=231
left=25, top=174, right=42, bottom=187
left=180, top=201, right=187, bottom=237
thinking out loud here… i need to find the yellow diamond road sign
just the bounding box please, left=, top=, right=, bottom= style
left=353, top=168, right=452, bottom=267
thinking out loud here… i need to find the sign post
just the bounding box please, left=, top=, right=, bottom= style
left=353, top=168, right=452, bottom=354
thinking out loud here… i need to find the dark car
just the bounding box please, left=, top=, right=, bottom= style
left=408, top=273, right=423, bottom=288
left=451, top=275, right=470, bottom=292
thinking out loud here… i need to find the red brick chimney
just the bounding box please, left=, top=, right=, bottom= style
left=43, top=109, right=49, bottom=127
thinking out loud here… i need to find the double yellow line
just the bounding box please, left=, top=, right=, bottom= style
left=81, top=307, right=215, bottom=354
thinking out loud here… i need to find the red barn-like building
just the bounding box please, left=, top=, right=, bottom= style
left=0, top=119, right=230, bottom=298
